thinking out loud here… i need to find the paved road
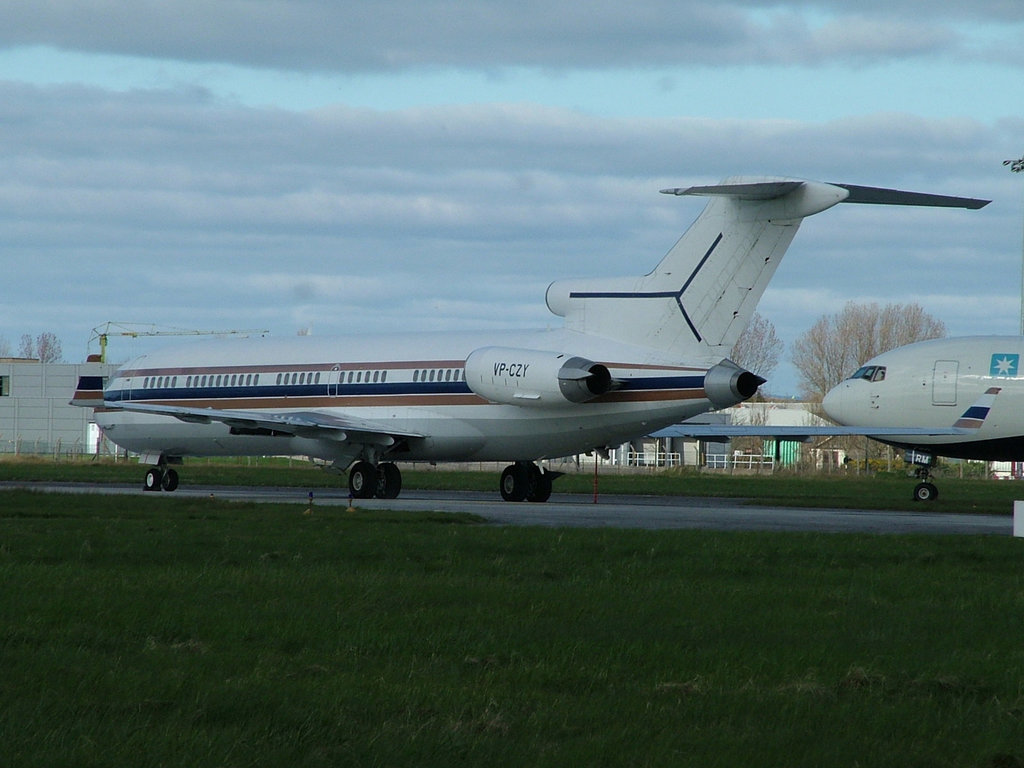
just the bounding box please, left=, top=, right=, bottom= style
left=6, top=482, right=1014, bottom=535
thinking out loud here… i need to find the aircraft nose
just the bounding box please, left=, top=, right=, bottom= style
left=821, top=383, right=847, bottom=423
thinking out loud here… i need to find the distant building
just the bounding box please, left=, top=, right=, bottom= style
left=0, top=359, right=118, bottom=455
left=645, top=399, right=843, bottom=471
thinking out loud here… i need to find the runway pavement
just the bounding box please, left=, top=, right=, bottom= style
left=6, top=482, right=1014, bottom=535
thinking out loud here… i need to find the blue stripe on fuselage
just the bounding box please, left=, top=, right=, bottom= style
left=103, top=373, right=707, bottom=403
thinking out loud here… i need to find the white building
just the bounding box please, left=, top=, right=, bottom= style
left=0, top=358, right=118, bottom=455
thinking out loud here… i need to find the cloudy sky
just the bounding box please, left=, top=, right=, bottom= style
left=2, top=0, right=1022, bottom=395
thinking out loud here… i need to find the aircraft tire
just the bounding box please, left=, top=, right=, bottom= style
left=161, top=468, right=179, bottom=492
left=913, top=482, right=938, bottom=502
left=375, top=462, right=402, bottom=499
left=500, top=463, right=530, bottom=502
left=526, top=463, right=552, bottom=503
left=349, top=461, right=378, bottom=499
left=144, top=467, right=163, bottom=492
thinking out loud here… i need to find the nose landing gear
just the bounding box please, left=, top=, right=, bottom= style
left=906, top=449, right=938, bottom=502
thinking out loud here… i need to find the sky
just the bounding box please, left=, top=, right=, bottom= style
left=2, top=0, right=1023, bottom=396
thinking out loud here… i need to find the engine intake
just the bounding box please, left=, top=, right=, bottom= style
left=703, top=359, right=765, bottom=409
left=465, top=347, right=614, bottom=407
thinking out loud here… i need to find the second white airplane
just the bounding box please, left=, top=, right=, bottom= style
left=823, top=335, right=1022, bottom=500
left=72, top=176, right=988, bottom=500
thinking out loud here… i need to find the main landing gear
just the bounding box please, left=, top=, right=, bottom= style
left=347, top=459, right=555, bottom=502
left=499, top=461, right=553, bottom=503
left=906, top=449, right=938, bottom=502
left=348, top=460, right=403, bottom=500
left=143, top=465, right=179, bottom=492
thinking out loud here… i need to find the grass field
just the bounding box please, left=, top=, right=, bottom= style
left=2, top=489, right=1023, bottom=767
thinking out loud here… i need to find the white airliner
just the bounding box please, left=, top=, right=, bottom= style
left=71, top=176, right=988, bottom=501
left=822, top=336, right=1022, bottom=501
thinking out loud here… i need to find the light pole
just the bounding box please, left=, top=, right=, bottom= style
left=1005, top=156, right=1024, bottom=334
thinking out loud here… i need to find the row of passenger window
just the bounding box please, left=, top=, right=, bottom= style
left=276, top=372, right=323, bottom=386
left=414, top=368, right=465, bottom=383
left=140, top=367, right=465, bottom=391
left=142, top=374, right=262, bottom=389
left=339, top=370, right=387, bottom=384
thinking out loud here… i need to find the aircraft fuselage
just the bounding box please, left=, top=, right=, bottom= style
left=823, top=336, right=1024, bottom=460
left=95, top=328, right=725, bottom=465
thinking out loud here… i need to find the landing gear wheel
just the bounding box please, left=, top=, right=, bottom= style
left=161, top=468, right=179, bottom=492
left=913, top=482, right=938, bottom=502
left=500, top=463, right=530, bottom=502
left=348, top=461, right=378, bottom=499
left=375, top=462, right=402, bottom=499
left=144, top=467, right=163, bottom=492
left=526, top=464, right=553, bottom=503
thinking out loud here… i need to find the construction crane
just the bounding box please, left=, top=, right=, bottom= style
left=89, top=322, right=269, bottom=363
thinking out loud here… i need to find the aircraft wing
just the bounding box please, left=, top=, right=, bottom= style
left=101, top=401, right=424, bottom=446
left=653, top=424, right=972, bottom=443
left=658, top=386, right=1001, bottom=442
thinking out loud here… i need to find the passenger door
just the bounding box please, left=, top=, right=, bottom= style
left=931, top=360, right=958, bottom=406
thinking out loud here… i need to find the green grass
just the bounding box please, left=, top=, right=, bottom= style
left=2, top=489, right=1023, bottom=767
left=2, top=456, right=1022, bottom=515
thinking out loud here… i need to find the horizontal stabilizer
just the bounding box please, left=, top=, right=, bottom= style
left=830, top=183, right=990, bottom=209
left=660, top=181, right=804, bottom=200
left=661, top=180, right=989, bottom=209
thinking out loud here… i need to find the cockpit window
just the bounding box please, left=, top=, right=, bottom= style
left=849, top=365, right=886, bottom=382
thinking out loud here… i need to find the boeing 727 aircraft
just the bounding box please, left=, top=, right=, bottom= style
left=822, top=335, right=1024, bottom=500
left=71, top=176, right=988, bottom=501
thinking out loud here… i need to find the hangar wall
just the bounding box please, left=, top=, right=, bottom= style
left=0, top=359, right=118, bottom=455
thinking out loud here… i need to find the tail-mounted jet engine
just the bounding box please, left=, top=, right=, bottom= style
left=465, top=346, right=615, bottom=407
left=703, top=358, right=765, bottom=409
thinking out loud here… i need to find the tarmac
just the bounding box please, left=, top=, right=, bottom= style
left=10, top=482, right=1014, bottom=535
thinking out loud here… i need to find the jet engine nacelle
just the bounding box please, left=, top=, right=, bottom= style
left=703, top=358, right=765, bottom=409
left=465, top=346, right=614, bottom=407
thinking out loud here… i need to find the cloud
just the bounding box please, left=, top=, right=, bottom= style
left=1, top=79, right=1018, bottom=393
left=0, top=0, right=1019, bottom=71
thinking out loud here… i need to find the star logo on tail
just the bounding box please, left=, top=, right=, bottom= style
left=990, top=353, right=1019, bottom=377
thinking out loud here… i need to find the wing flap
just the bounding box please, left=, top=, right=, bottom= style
left=102, top=401, right=424, bottom=444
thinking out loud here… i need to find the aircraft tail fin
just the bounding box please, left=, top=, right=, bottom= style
left=546, top=177, right=989, bottom=360
left=953, top=387, right=1001, bottom=430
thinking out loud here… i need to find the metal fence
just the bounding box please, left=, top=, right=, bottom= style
left=705, top=453, right=776, bottom=471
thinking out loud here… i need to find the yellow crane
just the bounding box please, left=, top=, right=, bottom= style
left=89, top=322, right=269, bottom=363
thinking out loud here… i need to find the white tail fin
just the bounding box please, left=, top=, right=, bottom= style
left=545, top=176, right=988, bottom=359
left=952, top=386, right=1001, bottom=430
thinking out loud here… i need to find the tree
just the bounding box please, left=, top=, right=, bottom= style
left=14, top=332, right=64, bottom=362
left=35, top=332, right=63, bottom=363
left=792, top=301, right=945, bottom=401
left=730, top=311, right=783, bottom=381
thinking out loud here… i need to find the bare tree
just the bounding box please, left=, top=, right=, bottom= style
left=35, top=332, right=63, bottom=363
left=792, top=301, right=945, bottom=401
left=730, top=312, right=783, bottom=380
left=13, top=332, right=65, bottom=362
left=0, top=335, right=10, bottom=357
